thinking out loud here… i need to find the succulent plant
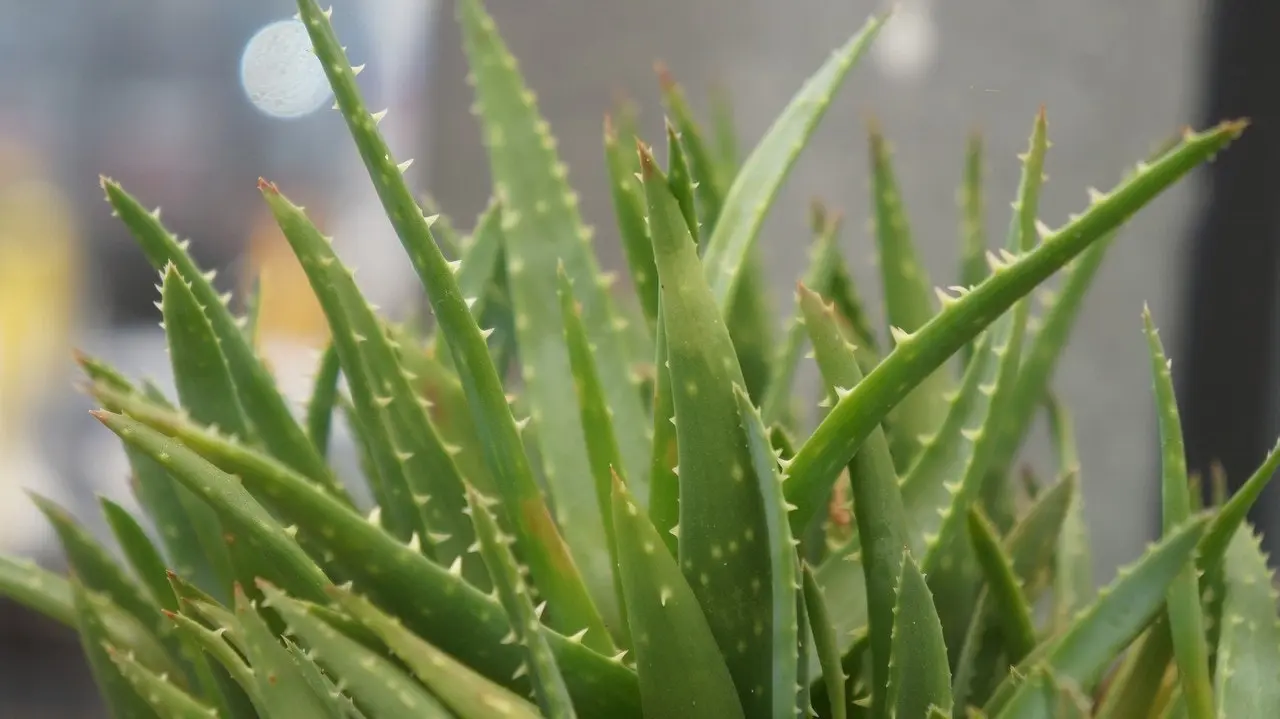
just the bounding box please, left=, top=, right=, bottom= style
left=2, top=0, right=1274, bottom=717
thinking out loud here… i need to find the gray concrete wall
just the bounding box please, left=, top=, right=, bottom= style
left=428, top=0, right=1213, bottom=586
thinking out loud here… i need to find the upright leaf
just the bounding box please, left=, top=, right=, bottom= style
left=305, top=342, right=341, bottom=456
left=1213, top=525, right=1280, bottom=717
left=886, top=552, right=952, bottom=719
left=639, top=141, right=772, bottom=716
left=1144, top=307, right=1213, bottom=719
left=647, top=302, right=679, bottom=556
left=803, top=563, right=847, bottom=719
left=233, top=584, right=335, bottom=719
left=611, top=473, right=746, bottom=719
left=604, top=114, right=659, bottom=332
left=454, top=0, right=652, bottom=624
left=966, top=507, right=1036, bottom=661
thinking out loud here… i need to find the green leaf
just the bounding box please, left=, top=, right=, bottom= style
left=261, top=182, right=483, bottom=586
left=233, top=583, right=337, bottom=719
left=464, top=484, right=578, bottom=719
left=761, top=203, right=843, bottom=425
left=163, top=608, right=268, bottom=718
left=301, top=0, right=621, bottom=641
left=1093, top=621, right=1174, bottom=719
left=826, top=254, right=881, bottom=370
left=98, top=498, right=179, bottom=615
left=100, top=178, right=346, bottom=502
left=952, top=473, right=1078, bottom=710
left=710, top=83, right=741, bottom=175
left=604, top=114, right=659, bottom=333
left=867, top=121, right=951, bottom=468
left=986, top=515, right=1209, bottom=716
left=108, top=396, right=641, bottom=716
left=328, top=583, right=542, bottom=719
left=1213, top=524, right=1280, bottom=717
left=106, top=643, right=219, bottom=719
left=782, top=119, right=1246, bottom=536
left=259, top=582, right=454, bottom=718
left=735, top=385, right=800, bottom=718
left=959, top=131, right=989, bottom=295
left=558, top=263, right=629, bottom=644
left=611, top=473, right=747, bottom=719
left=305, top=341, right=342, bottom=457
left=1046, top=400, right=1093, bottom=633
left=243, top=273, right=263, bottom=347
left=0, top=554, right=74, bottom=625
left=1144, top=307, right=1213, bottom=719
left=665, top=118, right=701, bottom=246
left=966, top=506, right=1036, bottom=661
left=282, top=639, right=361, bottom=719
left=647, top=302, right=679, bottom=556
left=886, top=551, right=953, bottom=719
left=73, top=580, right=162, bottom=719
left=638, top=141, right=772, bottom=716
left=29, top=492, right=162, bottom=642
left=93, top=411, right=331, bottom=605
left=797, top=283, right=909, bottom=717
left=700, top=12, right=886, bottom=311
left=656, top=63, right=727, bottom=237
left=420, top=192, right=464, bottom=258
left=452, top=0, right=651, bottom=627
left=78, top=353, right=233, bottom=602
left=803, top=563, right=846, bottom=719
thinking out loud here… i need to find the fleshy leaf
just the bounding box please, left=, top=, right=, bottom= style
left=93, top=399, right=642, bottom=717
left=465, top=482, right=578, bottom=719
left=611, top=473, right=746, bottom=719
left=647, top=301, right=679, bottom=556
left=73, top=580, right=162, bottom=719
left=986, top=515, right=1209, bottom=716
left=1144, top=307, right=1214, bottom=719
left=665, top=119, right=700, bottom=245
left=233, top=584, right=335, bottom=719
left=305, top=342, right=341, bottom=457
left=282, top=639, right=360, bottom=719
left=886, top=551, right=952, bottom=719
left=105, top=644, right=219, bottom=719
left=868, top=121, right=950, bottom=468
left=802, top=563, right=846, bottom=719
left=639, top=141, right=772, bottom=716
left=966, top=506, right=1036, bottom=661
left=100, top=178, right=346, bottom=501
left=327, top=584, right=542, bottom=719
left=452, top=0, right=651, bottom=627
left=604, top=114, right=659, bottom=333
left=700, top=12, right=886, bottom=311
left=163, top=608, right=268, bottom=717
left=261, top=181, right=483, bottom=584
left=1213, top=524, right=1280, bottom=717
left=782, top=119, right=1246, bottom=536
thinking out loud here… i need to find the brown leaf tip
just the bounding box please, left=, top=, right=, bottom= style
left=257, top=177, right=280, bottom=194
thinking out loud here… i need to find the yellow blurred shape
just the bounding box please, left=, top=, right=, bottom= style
left=244, top=205, right=329, bottom=348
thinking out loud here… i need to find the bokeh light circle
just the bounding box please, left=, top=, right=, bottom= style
left=240, top=19, right=334, bottom=119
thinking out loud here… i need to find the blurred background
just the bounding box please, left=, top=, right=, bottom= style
left=1, top=0, right=1276, bottom=715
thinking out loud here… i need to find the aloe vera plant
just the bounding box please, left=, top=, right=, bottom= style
left=5, top=1, right=1274, bottom=717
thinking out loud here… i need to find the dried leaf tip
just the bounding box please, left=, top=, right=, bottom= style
left=257, top=177, right=280, bottom=194
left=653, top=59, right=676, bottom=91
left=635, top=138, right=659, bottom=178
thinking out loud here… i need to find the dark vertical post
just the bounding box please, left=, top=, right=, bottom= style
left=1177, top=0, right=1280, bottom=550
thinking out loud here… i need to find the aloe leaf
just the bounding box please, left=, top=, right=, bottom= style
left=420, top=192, right=464, bottom=258
left=452, top=0, right=651, bottom=606
left=0, top=555, right=75, bottom=625
left=604, top=114, right=659, bottom=332
left=242, top=273, right=263, bottom=347
left=1213, top=524, right=1280, bottom=716
left=433, top=195, right=506, bottom=369
left=886, top=551, right=953, bottom=719
left=1142, top=307, right=1214, bottom=719
left=638, top=141, right=774, bottom=716
left=782, top=119, right=1246, bottom=535
left=966, top=507, right=1036, bottom=661
left=797, top=282, right=909, bottom=713
left=952, top=473, right=1078, bottom=710
left=94, top=412, right=331, bottom=605
left=1198, top=438, right=1280, bottom=573
left=710, top=83, right=741, bottom=175
left=610, top=472, right=747, bottom=719
left=557, top=263, right=629, bottom=642
left=700, top=12, right=886, bottom=311
left=1094, top=621, right=1174, bottom=719
left=868, top=122, right=952, bottom=468
left=1045, top=398, right=1093, bottom=632
left=78, top=353, right=233, bottom=600
left=256, top=583, right=453, bottom=719
left=100, top=178, right=345, bottom=502
left=282, top=640, right=360, bottom=719
left=827, top=254, right=881, bottom=370
left=306, top=342, right=341, bottom=456
left=657, top=64, right=726, bottom=235
left=647, top=301, right=679, bottom=556
left=73, top=580, right=163, bottom=719
left=959, top=131, right=989, bottom=295
left=803, top=563, right=847, bottom=719
left=300, top=0, right=622, bottom=640
left=105, top=643, right=219, bottom=719
left=463, top=485, right=577, bottom=718
left=262, top=183, right=483, bottom=585
left=985, top=515, right=1209, bottom=716
left=29, top=492, right=162, bottom=641
left=735, top=385, right=801, bottom=717
left=98, top=498, right=179, bottom=614
left=761, top=204, right=844, bottom=425
left=328, top=584, right=542, bottom=719
left=728, top=256, right=777, bottom=406
left=164, top=608, right=267, bottom=718
left=665, top=119, right=701, bottom=245
left=231, top=583, right=336, bottom=718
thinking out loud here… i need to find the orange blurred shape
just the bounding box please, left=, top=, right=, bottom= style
left=244, top=203, right=330, bottom=349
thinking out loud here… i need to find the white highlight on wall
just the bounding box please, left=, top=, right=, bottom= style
left=871, top=0, right=939, bottom=82
left=240, top=18, right=334, bottom=119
